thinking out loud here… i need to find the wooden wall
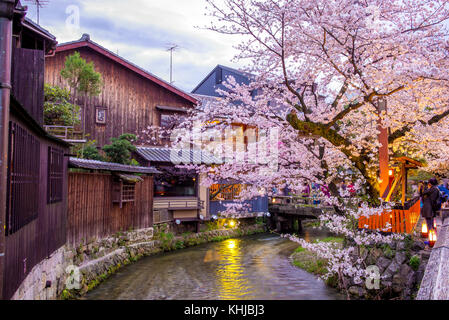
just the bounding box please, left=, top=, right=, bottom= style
left=3, top=114, right=68, bottom=300
left=67, top=172, right=153, bottom=246
left=11, top=47, right=44, bottom=125
left=45, top=47, right=195, bottom=147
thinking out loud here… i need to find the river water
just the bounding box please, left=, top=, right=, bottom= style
left=84, top=230, right=343, bottom=300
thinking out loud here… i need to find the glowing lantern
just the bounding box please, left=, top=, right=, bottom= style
left=229, top=220, right=236, bottom=228
left=434, top=219, right=437, bottom=230
left=388, top=169, right=394, bottom=176
left=421, top=221, right=428, bottom=238
left=428, top=229, right=437, bottom=247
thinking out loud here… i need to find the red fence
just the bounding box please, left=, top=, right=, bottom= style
left=67, top=172, right=153, bottom=246
left=358, top=200, right=421, bottom=234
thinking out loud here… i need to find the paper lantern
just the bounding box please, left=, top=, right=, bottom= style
left=421, top=221, right=428, bottom=238
left=428, top=229, right=437, bottom=248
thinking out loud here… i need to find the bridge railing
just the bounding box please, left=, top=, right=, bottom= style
left=269, top=195, right=357, bottom=207
left=358, top=200, right=421, bottom=234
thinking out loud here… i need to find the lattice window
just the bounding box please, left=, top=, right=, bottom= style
left=6, top=122, right=40, bottom=235
left=122, top=183, right=135, bottom=202
left=112, top=178, right=136, bottom=208
left=47, top=146, right=64, bottom=203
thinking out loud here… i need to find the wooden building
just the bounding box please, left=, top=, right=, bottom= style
left=67, top=158, right=159, bottom=246
left=134, top=146, right=213, bottom=233
left=192, top=65, right=269, bottom=218
left=1, top=2, right=70, bottom=299
left=44, top=34, right=198, bottom=147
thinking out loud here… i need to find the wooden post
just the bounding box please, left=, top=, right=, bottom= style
left=0, top=0, right=15, bottom=300
left=401, top=163, right=407, bottom=206
left=297, top=217, right=302, bottom=233
left=377, top=98, right=389, bottom=200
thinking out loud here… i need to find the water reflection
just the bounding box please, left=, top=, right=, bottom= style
left=84, top=232, right=343, bottom=300
left=216, top=239, right=253, bottom=299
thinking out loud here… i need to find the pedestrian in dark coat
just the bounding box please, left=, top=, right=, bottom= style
left=420, top=178, right=440, bottom=230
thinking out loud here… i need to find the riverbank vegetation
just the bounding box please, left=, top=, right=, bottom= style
left=289, top=224, right=429, bottom=300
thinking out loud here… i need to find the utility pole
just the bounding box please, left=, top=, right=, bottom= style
left=166, top=43, right=179, bottom=84
left=25, top=0, right=48, bottom=25
left=0, top=0, right=15, bottom=300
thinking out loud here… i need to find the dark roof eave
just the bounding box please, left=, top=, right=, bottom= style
left=156, top=105, right=189, bottom=113
left=10, top=95, right=71, bottom=147
left=69, top=157, right=161, bottom=174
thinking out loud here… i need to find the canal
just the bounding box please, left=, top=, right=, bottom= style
left=84, top=231, right=343, bottom=300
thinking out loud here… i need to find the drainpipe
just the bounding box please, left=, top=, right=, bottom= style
left=0, top=0, right=15, bottom=300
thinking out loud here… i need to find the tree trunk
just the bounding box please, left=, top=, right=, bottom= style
left=287, top=113, right=381, bottom=204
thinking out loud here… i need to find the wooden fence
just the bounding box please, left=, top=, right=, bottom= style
left=358, top=200, right=421, bottom=234
left=67, top=172, right=153, bottom=246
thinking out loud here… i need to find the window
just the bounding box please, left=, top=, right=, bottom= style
left=154, top=166, right=197, bottom=197
left=112, top=178, right=136, bottom=208
left=48, top=146, right=64, bottom=203
left=160, top=113, right=186, bottom=130
left=6, top=122, right=40, bottom=235
left=96, top=107, right=106, bottom=124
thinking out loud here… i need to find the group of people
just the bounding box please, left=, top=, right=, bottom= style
left=419, top=178, right=449, bottom=231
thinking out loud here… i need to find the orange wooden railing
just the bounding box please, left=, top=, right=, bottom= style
left=358, top=200, right=421, bottom=234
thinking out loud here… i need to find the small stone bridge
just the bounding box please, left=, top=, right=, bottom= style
left=268, top=196, right=334, bottom=233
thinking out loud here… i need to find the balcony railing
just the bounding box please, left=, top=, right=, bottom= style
left=154, top=197, right=204, bottom=210
left=44, top=126, right=86, bottom=143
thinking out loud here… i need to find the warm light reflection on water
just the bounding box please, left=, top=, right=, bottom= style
left=216, top=239, right=253, bottom=299
left=84, top=232, right=344, bottom=300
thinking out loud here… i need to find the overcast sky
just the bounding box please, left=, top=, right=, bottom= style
left=25, top=0, right=244, bottom=92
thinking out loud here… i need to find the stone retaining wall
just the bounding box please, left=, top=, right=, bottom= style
left=343, top=237, right=430, bottom=300
left=11, top=246, right=73, bottom=300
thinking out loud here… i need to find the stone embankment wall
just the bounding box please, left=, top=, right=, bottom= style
left=291, top=233, right=431, bottom=300
left=11, top=222, right=265, bottom=300
left=343, top=237, right=430, bottom=300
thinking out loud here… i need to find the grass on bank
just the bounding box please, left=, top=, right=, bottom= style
left=291, top=236, right=344, bottom=287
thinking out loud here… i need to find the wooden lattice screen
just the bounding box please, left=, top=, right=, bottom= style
left=47, top=146, right=64, bottom=203
left=6, top=122, right=41, bottom=235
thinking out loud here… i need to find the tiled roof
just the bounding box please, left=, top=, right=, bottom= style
left=136, top=146, right=221, bottom=164
left=69, top=157, right=160, bottom=174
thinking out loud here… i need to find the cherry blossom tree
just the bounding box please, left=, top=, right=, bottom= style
left=200, top=0, right=449, bottom=201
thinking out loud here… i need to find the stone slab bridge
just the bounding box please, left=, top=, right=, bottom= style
left=417, top=209, right=449, bottom=300
left=267, top=196, right=333, bottom=233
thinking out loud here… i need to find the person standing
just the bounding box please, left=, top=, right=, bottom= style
left=420, top=178, right=440, bottom=230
